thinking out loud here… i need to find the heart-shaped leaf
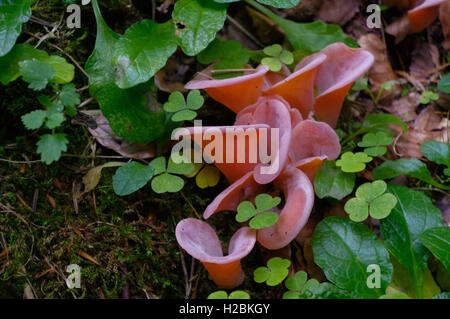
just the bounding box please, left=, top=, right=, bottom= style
left=195, top=165, right=220, bottom=189
left=254, top=257, right=291, bottom=286
left=336, top=152, right=372, bottom=173
left=151, top=173, right=185, bottom=193
left=112, top=161, right=154, bottom=196
left=370, top=193, right=398, bottom=219
left=345, top=197, right=369, bottom=222
left=236, top=201, right=257, bottom=222
left=248, top=212, right=279, bottom=229
left=314, top=160, right=355, bottom=200
left=255, top=193, right=281, bottom=212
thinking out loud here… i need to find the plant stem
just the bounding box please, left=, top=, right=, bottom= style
left=244, top=0, right=280, bottom=24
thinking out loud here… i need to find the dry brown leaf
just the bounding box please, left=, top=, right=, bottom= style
left=379, top=91, right=421, bottom=122
left=285, top=0, right=323, bottom=21
left=154, top=58, right=189, bottom=93
left=82, top=162, right=124, bottom=194
left=358, top=34, right=401, bottom=103
left=386, top=14, right=411, bottom=43
left=316, top=0, right=360, bottom=25
left=439, top=0, right=450, bottom=51
left=77, top=249, right=100, bottom=266
left=410, top=42, right=440, bottom=82
left=87, top=111, right=156, bottom=159
left=46, top=193, right=56, bottom=209
left=392, top=106, right=449, bottom=158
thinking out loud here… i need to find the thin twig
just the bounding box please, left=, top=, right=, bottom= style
left=226, top=14, right=264, bottom=48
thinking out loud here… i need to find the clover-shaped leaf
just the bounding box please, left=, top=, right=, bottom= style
left=163, top=90, right=204, bottom=122
left=283, top=271, right=320, bottom=299
left=358, top=132, right=393, bottom=157
left=236, top=193, right=280, bottom=229
left=261, top=44, right=293, bottom=72
left=336, top=152, right=372, bottom=173
left=185, top=162, right=221, bottom=189
left=112, top=161, right=155, bottom=196
left=149, top=154, right=194, bottom=194
left=420, top=91, right=439, bottom=104
left=254, top=257, right=291, bottom=286
left=344, top=180, right=398, bottom=222
left=207, top=290, right=250, bottom=299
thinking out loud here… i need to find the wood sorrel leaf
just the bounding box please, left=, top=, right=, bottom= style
left=312, top=216, right=393, bottom=298
left=254, top=257, right=291, bottom=286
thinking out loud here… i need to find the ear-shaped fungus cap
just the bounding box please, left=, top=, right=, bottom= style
left=263, top=53, right=327, bottom=118
left=176, top=218, right=256, bottom=289
left=257, top=167, right=314, bottom=250
left=408, top=0, right=447, bottom=33
left=234, top=96, right=292, bottom=185
left=175, top=124, right=270, bottom=183
left=291, top=156, right=327, bottom=182
left=313, top=43, right=374, bottom=127
left=289, top=120, right=341, bottom=162
left=185, top=65, right=269, bottom=114
left=204, top=172, right=264, bottom=219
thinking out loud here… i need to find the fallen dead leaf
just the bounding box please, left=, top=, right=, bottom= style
left=410, top=42, right=440, bottom=82
left=285, top=0, right=323, bottom=21
left=439, top=0, right=450, bottom=51
left=386, top=14, right=411, bottom=43
left=379, top=91, right=421, bottom=122
left=358, top=34, right=401, bottom=103
left=316, top=0, right=360, bottom=25
left=46, top=193, right=56, bottom=209
left=154, top=57, right=189, bottom=93
left=392, top=106, right=449, bottom=158
left=82, top=162, right=124, bottom=194
left=77, top=249, right=100, bottom=266
left=86, top=111, right=156, bottom=159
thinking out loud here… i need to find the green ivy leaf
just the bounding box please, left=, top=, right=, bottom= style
left=336, top=152, right=372, bottom=173
left=420, top=140, right=450, bottom=167
left=36, top=133, right=69, bottom=165
left=21, top=110, right=47, bottom=130
left=314, top=160, right=355, bottom=200
left=254, top=257, right=291, bottom=286
left=0, top=0, right=33, bottom=57
left=173, top=0, right=228, bottom=56
left=86, top=1, right=166, bottom=143
left=437, top=74, right=450, bottom=94
left=112, top=161, right=154, bottom=196
left=420, top=227, right=450, bottom=273
left=59, top=84, right=80, bottom=107
left=18, top=59, right=55, bottom=91
left=113, top=19, right=177, bottom=89
left=312, top=216, right=393, bottom=298
left=380, top=184, right=443, bottom=298
left=372, top=158, right=450, bottom=190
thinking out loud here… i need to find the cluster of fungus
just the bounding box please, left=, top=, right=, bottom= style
left=175, top=43, right=375, bottom=289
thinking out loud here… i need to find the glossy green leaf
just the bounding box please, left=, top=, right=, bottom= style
left=420, top=227, right=450, bottom=272
left=37, top=133, right=69, bottom=165
left=420, top=140, right=450, bottom=167
left=380, top=184, right=443, bottom=298
left=86, top=0, right=165, bottom=143
left=113, top=19, right=177, bottom=89
left=314, top=160, right=355, bottom=200
left=372, top=158, right=450, bottom=190
left=312, top=216, right=393, bottom=298
left=437, top=74, right=450, bottom=94
left=0, top=0, right=33, bottom=57
left=362, top=113, right=408, bottom=133
left=173, top=0, right=228, bottom=56
left=197, top=38, right=250, bottom=72
left=112, top=161, right=154, bottom=196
